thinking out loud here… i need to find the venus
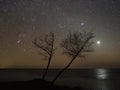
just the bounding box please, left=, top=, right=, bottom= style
left=97, top=41, right=101, bottom=45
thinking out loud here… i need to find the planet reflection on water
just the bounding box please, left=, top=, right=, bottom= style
left=95, top=69, right=109, bottom=79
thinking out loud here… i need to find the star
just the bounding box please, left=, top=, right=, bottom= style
left=23, top=49, right=26, bottom=52
left=80, top=22, right=85, bottom=26
left=97, top=41, right=101, bottom=45
left=17, top=40, right=21, bottom=44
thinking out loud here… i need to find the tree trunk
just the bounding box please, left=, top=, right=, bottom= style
left=51, top=54, right=78, bottom=84
left=42, top=55, right=52, bottom=80
left=51, top=35, right=91, bottom=84
left=42, top=33, right=54, bottom=80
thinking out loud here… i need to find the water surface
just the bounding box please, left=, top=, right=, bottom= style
left=0, top=68, right=120, bottom=90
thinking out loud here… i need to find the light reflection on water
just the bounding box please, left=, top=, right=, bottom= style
left=56, top=69, right=120, bottom=90
left=95, top=69, right=109, bottom=79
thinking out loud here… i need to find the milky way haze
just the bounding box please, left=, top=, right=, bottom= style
left=0, top=0, right=120, bottom=68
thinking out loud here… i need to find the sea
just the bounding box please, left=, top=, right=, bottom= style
left=0, top=68, right=120, bottom=90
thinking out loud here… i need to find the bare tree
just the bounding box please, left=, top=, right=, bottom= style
left=33, top=32, right=55, bottom=80
left=52, top=31, right=94, bottom=84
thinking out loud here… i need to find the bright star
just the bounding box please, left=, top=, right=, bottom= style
left=97, top=41, right=101, bottom=45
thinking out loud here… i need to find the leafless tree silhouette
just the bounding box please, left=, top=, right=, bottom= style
left=52, top=31, right=94, bottom=84
left=33, top=32, right=55, bottom=80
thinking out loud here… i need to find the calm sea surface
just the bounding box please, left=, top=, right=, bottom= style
left=0, top=68, right=120, bottom=90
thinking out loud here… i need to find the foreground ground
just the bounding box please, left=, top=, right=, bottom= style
left=0, top=79, right=83, bottom=90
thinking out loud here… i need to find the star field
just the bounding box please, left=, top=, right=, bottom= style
left=0, top=0, right=120, bottom=68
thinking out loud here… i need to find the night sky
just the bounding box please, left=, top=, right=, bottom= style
left=0, top=0, right=120, bottom=68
